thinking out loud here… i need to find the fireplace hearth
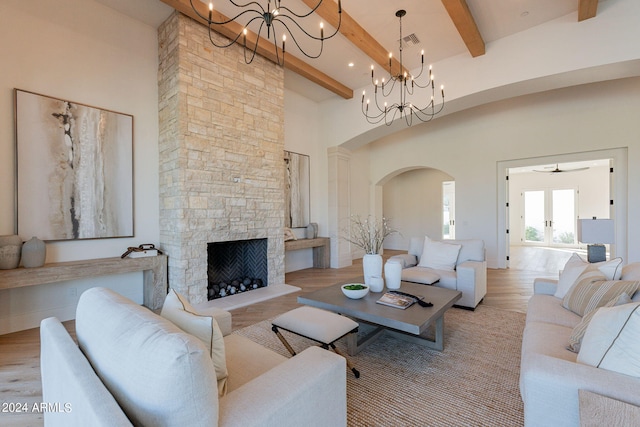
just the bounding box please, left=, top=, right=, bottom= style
left=207, top=239, right=268, bottom=300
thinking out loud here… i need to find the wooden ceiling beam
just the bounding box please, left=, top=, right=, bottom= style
left=300, top=0, right=407, bottom=78
left=159, top=0, right=353, bottom=99
left=440, top=0, right=485, bottom=57
left=578, top=0, right=599, bottom=21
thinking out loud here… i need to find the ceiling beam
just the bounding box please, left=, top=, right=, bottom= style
left=159, top=0, right=353, bottom=99
left=300, top=0, right=407, bottom=78
left=578, top=0, right=599, bottom=21
left=440, top=0, right=485, bottom=57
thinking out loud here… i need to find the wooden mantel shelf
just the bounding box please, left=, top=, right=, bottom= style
left=0, top=255, right=168, bottom=310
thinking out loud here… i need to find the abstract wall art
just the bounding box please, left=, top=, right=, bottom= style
left=15, top=89, right=133, bottom=240
left=284, top=150, right=310, bottom=228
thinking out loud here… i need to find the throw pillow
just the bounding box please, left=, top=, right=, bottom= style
left=577, top=302, right=640, bottom=378
left=554, top=253, right=590, bottom=298
left=417, top=237, right=462, bottom=271
left=567, top=292, right=632, bottom=353
left=621, top=262, right=640, bottom=281
left=562, top=272, right=640, bottom=317
left=598, top=257, right=623, bottom=281
left=161, top=289, right=228, bottom=396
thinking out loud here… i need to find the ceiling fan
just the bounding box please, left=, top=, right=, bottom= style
left=533, top=164, right=590, bottom=174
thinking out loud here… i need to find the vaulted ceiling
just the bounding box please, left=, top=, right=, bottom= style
left=96, top=0, right=601, bottom=101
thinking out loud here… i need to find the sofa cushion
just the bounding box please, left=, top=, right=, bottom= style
left=567, top=292, right=632, bottom=353
left=577, top=302, right=640, bottom=377
left=562, top=273, right=640, bottom=316
left=521, top=321, right=577, bottom=363
left=223, top=334, right=286, bottom=392
left=526, top=294, right=581, bottom=329
left=76, top=287, right=219, bottom=427
left=161, top=289, right=228, bottom=395
left=555, top=255, right=624, bottom=299
left=418, top=237, right=461, bottom=271
left=401, top=267, right=440, bottom=285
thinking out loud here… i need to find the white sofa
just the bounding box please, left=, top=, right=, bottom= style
left=520, top=263, right=640, bottom=426
left=40, top=287, right=347, bottom=427
left=388, top=237, right=487, bottom=308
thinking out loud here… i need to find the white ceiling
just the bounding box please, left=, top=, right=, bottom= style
left=94, top=0, right=603, bottom=101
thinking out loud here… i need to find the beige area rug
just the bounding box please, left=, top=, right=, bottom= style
left=233, top=305, right=525, bottom=427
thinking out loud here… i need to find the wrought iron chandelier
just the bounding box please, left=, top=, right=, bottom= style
left=190, top=0, right=342, bottom=66
left=362, top=10, right=445, bottom=126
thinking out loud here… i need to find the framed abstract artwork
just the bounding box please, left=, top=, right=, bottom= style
left=15, top=89, right=134, bottom=241
left=284, top=150, right=310, bottom=228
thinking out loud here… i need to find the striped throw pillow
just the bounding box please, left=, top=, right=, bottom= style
left=567, top=292, right=632, bottom=353
left=562, top=271, right=640, bottom=317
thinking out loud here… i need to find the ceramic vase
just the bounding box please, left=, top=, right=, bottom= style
left=0, top=235, right=22, bottom=270
left=368, top=275, right=384, bottom=292
left=384, top=260, right=403, bottom=290
left=22, top=237, right=46, bottom=268
left=362, top=253, right=383, bottom=286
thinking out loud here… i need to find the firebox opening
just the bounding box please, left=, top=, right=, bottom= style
left=207, top=238, right=268, bottom=300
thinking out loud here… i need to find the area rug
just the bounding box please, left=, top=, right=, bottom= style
left=233, top=305, right=526, bottom=427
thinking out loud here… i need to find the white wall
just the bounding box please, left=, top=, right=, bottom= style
left=359, top=77, right=640, bottom=268
left=283, top=88, right=328, bottom=272
left=383, top=168, right=454, bottom=250
left=0, top=0, right=160, bottom=333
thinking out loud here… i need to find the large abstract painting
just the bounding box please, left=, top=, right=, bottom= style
left=15, top=89, right=133, bottom=240
left=284, top=150, right=310, bottom=228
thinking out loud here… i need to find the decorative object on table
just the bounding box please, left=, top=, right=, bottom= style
left=375, top=292, right=415, bottom=309
left=0, top=235, right=23, bottom=269
left=188, top=0, right=342, bottom=66
left=368, top=275, right=384, bottom=293
left=15, top=89, right=133, bottom=241
left=284, top=151, right=310, bottom=228
left=121, top=244, right=162, bottom=259
left=361, top=9, right=445, bottom=126
left=344, top=215, right=397, bottom=286
left=578, top=218, right=614, bottom=263
left=362, top=253, right=383, bottom=287
left=305, top=222, right=318, bottom=239
left=384, top=260, right=403, bottom=290
left=21, top=236, right=46, bottom=268
left=284, top=227, right=297, bottom=242
left=341, top=283, right=369, bottom=300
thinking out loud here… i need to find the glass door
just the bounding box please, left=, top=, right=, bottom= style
left=523, top=188, right=577, bottom=246
left=443, top=181, right=455, bottom=239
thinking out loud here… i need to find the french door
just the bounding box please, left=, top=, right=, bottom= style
left=523, top=188, right=577, bottom=246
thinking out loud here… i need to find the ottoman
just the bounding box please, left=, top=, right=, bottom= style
left=272, top=306, right=360, bottom=378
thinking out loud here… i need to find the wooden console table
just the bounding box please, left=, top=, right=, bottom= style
left=0, top=255, right=168, bottom=310
left=284, top=237, right=330, bottom=268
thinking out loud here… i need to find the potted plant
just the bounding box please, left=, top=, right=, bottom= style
left=345, top=215, right=396, bottom=291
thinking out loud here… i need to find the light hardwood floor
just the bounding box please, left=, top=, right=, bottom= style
left=0, top=252, right=557, bottom=427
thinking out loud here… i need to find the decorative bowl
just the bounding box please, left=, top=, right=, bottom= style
left=341, top=283, right=369, bottom=299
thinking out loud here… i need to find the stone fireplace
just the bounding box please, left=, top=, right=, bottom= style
left=157, top=12, right=285, bottom=303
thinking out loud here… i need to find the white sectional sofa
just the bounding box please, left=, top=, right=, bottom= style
left=40, top=287, right=347, bottom=427
left=520, top=261, right=640, bottom=426
left=388, top=237, right=487, bottom=308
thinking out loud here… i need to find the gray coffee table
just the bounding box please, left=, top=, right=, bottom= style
left=298, top=281, right=462, bottom=355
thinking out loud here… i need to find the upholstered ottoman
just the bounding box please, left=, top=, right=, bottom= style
left=272, top=306, right=360, bottom=378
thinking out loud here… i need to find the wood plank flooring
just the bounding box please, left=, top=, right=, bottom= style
left=0, top=251, right=558, bottom=427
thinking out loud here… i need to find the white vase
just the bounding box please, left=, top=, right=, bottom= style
left=384, top=260, right=403, bottom=290
left=362, top=254, right=383, bottom=286
left=22, top=237, right=46, bottom=268
left=368, top=275, right=384, bottom=292
left=0, top=235, right=22, bottom=270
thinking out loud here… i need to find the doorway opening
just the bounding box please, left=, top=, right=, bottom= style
left=507, top=159, right=610, bottom=273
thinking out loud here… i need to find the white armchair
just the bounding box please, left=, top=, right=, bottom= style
left=388, top=237, right=487, bottom=309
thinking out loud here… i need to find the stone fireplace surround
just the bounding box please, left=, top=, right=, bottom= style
left=157, top=12, right=286, bottom=304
